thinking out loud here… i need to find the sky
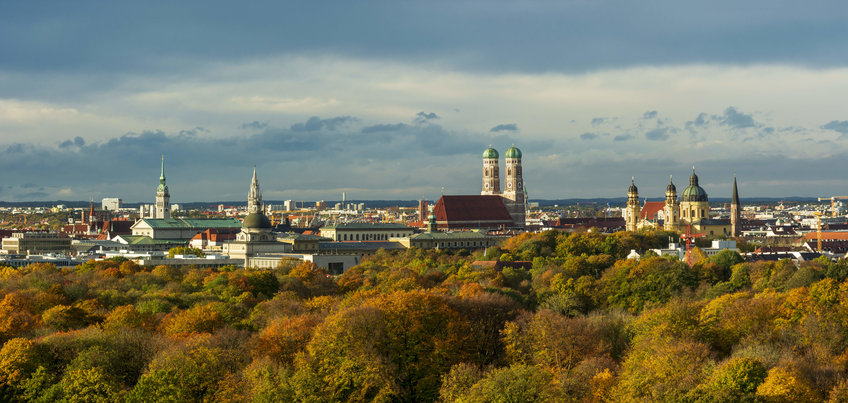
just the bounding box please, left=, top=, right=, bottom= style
left=2, top=0, right=848, bottom=203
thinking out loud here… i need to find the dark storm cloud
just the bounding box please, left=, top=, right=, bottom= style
left=685, top=107, right=761, bottom=134
left=490, top=123, right=518, bottom=132
left=290, top=116, right=357, bottom=132
left=241, top=121, right=269, bottom=130
left=3, top=1, right=847, bottom=83
left=59, top=136, right=85, bottom=148
left=579, top=132, right=598, bottom=140
left=720, top=107, right=756, bottom=129
left=645, top=127, right=671, bottom=141
left=0, top=115, right=490, bottom=201
left=414, top=112, right=439, bottom=124
left=822, top=120, right=848, bottom=136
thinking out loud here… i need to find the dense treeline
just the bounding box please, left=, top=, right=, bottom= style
left=0, top=229, right=847, bottom=401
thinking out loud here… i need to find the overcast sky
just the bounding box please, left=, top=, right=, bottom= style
left=2, top=1, right=848, bottom=202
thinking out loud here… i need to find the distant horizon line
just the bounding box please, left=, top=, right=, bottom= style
left=0, top=196, right=831, bottom=207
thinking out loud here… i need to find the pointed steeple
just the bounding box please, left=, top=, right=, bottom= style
left=157, top=155, right=169, bottom=193
left=731, top=174, right=739, bottom=205
left=248, top=166, right=262, bottom=214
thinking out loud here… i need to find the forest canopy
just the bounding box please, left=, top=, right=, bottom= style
left=0, top=229, right=846, bottom=402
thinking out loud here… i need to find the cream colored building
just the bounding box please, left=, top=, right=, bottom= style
left=1, top=232, right=72, bottom=255
left=626, top=168, right=735, bottom=236
left=319, top=223, right=414, bottom=241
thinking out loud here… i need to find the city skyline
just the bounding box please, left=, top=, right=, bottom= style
left=2, top=1, right=848, bottom=201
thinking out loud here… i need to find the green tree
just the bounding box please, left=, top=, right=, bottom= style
left=692, top=357, right=767, bottom=402
left=464, top=364, right=557, bottom=402
left=167, top=246, right=204, bottom=258
left=600, top=256, right=698, bottom=313
left=59, top=367, right=124, bottom=403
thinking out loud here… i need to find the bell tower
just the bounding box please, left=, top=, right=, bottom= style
left=502, top=145, right=525, bottom=227
left=664, top=175, right=679, bottom=231
left=626, top=177, right=641, bottom=232
left=155, top=155, right=171, bottom=219
left=481, top=146, right=500, bottom=195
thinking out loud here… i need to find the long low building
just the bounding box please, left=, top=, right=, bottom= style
left=399, top=231, right=502, bottom=250
left=247, top=253, right=361, bottom=274
left=131, top=218, right=243, bottom=240
left=1, top=232, right=72, bottom=255
left=319, top=223, right=414, bottom=241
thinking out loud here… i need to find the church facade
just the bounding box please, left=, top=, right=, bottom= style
left=432, top=145, right=527, bottom=230
left=625, top=169, right=741, bottom=237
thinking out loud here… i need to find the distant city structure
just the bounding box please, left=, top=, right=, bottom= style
left=625, top=168, right=740, bottom=236
left=432, top=146, right=527, bottom=230
left=140, top=156, right=171, bottom=219
left=101, top=198, right=122, bottom=211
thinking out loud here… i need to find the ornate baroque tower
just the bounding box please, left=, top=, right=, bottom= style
left=502, top=145, right=526, bottom=227
left=680, top=167, right=709, bottom=224
left=731, top=174, right=740, bottom=237
left=626, top=177, right=641, bottom=232
left=155, top=155, right=171, bottom=219
left=664, top=175, right=679, bottom=231
left=238, top=167, right=273, bottom=243
left=481, top=146, right=500, bottom=195
left=248, top=166, right=262, bottom=214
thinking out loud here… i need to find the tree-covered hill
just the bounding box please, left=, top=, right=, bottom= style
left=0, top=229, right=847, bottom=401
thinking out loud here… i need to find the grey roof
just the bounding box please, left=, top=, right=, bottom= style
left=321, top=223, right=413, bottom=230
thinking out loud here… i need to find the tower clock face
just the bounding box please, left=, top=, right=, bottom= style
left=507, top=182, right=513, bottom=189
left=485, top=183, right=489, bottom=189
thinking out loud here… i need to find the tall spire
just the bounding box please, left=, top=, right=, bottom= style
left=731, top=174, right=739, bottom=205
left=248, top=166, right=262, bottom=214
left=157, top=154, right=168, bottom=192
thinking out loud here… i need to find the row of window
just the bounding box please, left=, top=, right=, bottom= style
left=682, top=209, right=706, bottom=218
left=341, top=232, right=407, bottom=241
left=418, top=240, right=494, bottom=248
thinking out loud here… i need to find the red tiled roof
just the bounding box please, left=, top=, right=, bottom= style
left=433, top=195, right=515, bottom=229
left=804, top=231, right=848, bottom=241
left=640, top=201, right=665, bottom=220
left=189, top=228, right=239, bottom=242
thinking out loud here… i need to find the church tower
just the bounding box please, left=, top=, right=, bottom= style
left=731, top=174, right=741, bottom=237
left=248, top=166, right=262, bottom=214
left=155, top=155, right=171, bottom=219
left=238, top=166, right=273, bottom=243
left=481, top=146, right=500, bottom=195
left=680, top=167, right=709, bottom=224
left=502, top=145, right=526, bottom=227
left=664, top=175, right=679, bottom=231
left=626, top=177, right=641, bottom=232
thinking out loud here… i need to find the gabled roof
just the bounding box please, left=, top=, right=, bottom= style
left=640, top=201, right=665, bottom=220
left=804, top=231, right=848, bottom=240
left=433, top=195, right=514, bottom=228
